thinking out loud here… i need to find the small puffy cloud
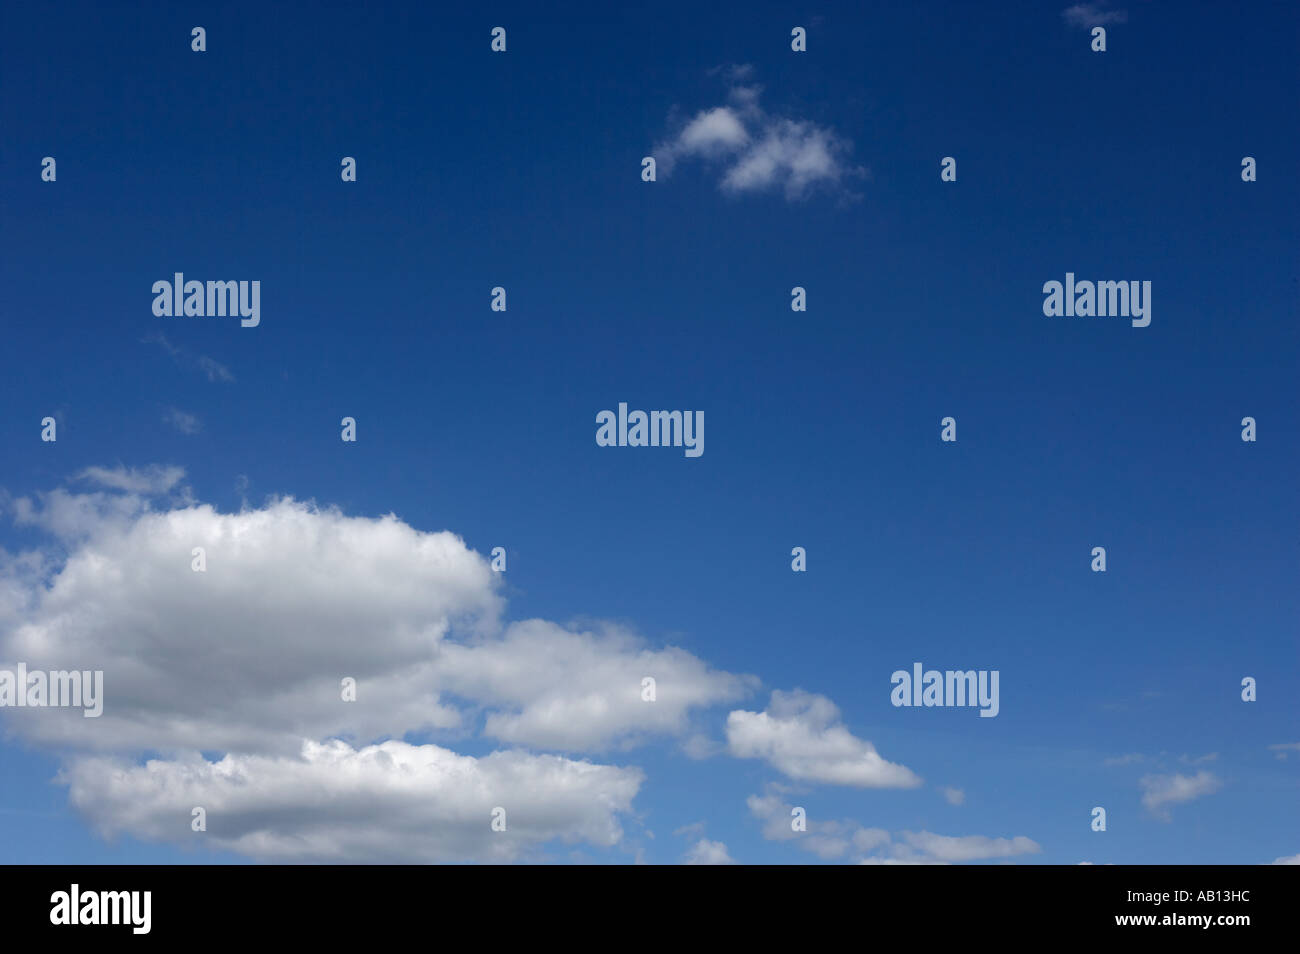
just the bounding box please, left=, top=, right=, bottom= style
left=719, top=120, right=852, bottom=198
left=727, top=690, right=921, bottom=788
left=1272, top=854, right=1300, bottom=865
left=674, top=107, right=749, bottom=157
left=1139, top=771, right=1222, bottom=820
left=940, top=786, right=965, bottom=806
left=1061, top=4, right=1127, bottom=28
left=654, top=70, right=863, bottom=200
left=683, top=839, right=736, bottom=865
left=62, top=740, right=642, bottom=863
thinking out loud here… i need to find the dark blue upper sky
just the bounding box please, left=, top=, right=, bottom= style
left=0, top=1, right=1296, bottom=864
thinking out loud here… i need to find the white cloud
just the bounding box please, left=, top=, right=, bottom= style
left=61, top=739, right=642, bottom=863
left=940, top=786, right=965, bottom=806
left=12, top=468, right=193, bottom=541
left=1, top=484, right=752, bottom=758
left=747, top=792, right=1037, bottom=864
left=1272, top=854, right=1300, bottom=865
left=674, top=107, right=749, bottom=157
left=1139, top=771, right=1222, bottom=820
left=143, top=333, right=234, bottom=383
left=1104, top=753, right=1144, bottom=766
left=1061, top=4, right=1128, bottom=28
left=898, top=831, right=1040, bottom=863
left=654, top=71, right=863, bottom=200
left=719, top=120, right=849, bottom=198
left=2, top=492, right=499, bottom=755
left=3, top=484, right=751, bottom=756
left=683, top=839, right=736, bottom=865
left=747, top=791, right=889, bottom=859
left=0, top=474, right=765, bottom=862
left=706, top=63, right=754, bottom=82
left=163, top=408, right=202, bottom=435
left=681, top=733, right=723, bottom=760
left=197, top=356, right=234, bottom=383
left=1268, top=742, right=1300, bottom=760
left=859, top=857, right=948, bottom=865
left=435, top=619, right=756, bottom=751
left=727, top=690, right=921, bottom=788
left=76, top=464, right=186, bottom=495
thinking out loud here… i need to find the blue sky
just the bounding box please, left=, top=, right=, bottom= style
left=0, top=0, right=1296, bottom=864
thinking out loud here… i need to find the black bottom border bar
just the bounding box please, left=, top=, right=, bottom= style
left=1, top=864, right=1284, bottom=940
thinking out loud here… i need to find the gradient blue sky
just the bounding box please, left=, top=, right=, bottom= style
left=1, top=0, right=1297, bottom=864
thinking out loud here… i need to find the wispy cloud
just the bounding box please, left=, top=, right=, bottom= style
left=1104, top=753, right=1145, bottom=766
left=74, top=464, right=186, bottom=495
left=747, top=791, right=1038, bottom=864
left=162, top=408, right=202, bottom=435
left=198, top=355, right=235, bottom=383
left=143, top=332, right=234, bottom=383
left=673, top=821, right=706, bottom=839
left=1061, top=3, right=1128, bottom=29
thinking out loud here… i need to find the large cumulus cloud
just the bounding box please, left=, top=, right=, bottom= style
left=0, top=468, right=750, bottom=861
